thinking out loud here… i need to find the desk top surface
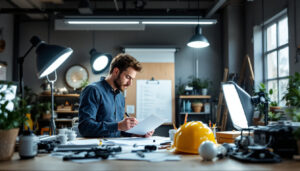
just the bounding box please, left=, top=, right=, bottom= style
left=1, top=152, right=300, bottom=171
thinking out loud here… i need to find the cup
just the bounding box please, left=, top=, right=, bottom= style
left=67, top=131, right=77, bottom=141
left=57, top=134, right=67, bottom=144
left=169, top=129, right=177, bottom=141
left=69, top=133, right=77, bottom=141
left=58, top=128, right=67, bottom=135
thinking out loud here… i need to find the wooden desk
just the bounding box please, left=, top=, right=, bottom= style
left=1, top=152, right=299, bottom=171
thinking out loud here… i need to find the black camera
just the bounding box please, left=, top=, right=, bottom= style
left=253, top=122, right=299, bottom=158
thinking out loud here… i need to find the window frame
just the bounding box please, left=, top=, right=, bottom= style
left=263, top=13, right=289, bottom=105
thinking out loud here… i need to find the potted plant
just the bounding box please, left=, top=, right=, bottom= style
left=200, top=79, right=211, bottom=95
left=281, top=72, right=300, bottom=154
left=0, top=82, right=29, bottom=160
left=269, top=101, right=280, bottom=113
left=191, top=100, right=203, bottom=113
left=188, top=76, right=202, bottom=95
left=268, top=111, right=281, bottom=122
left=282, top=72, right=300, bottom=113
left=33, top=102, right=51, bottom=120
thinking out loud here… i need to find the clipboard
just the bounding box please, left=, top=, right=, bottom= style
left=136, top=79, right=172, bottom=124
left=146, top=77, right=159, bottom=84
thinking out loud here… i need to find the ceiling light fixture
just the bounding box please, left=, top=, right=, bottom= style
left=66, top=21, right=140, bottom=25
left=90, top=48, right=112, bottom=74
left=142, top=19, right=217, bottom=25
left=187, top=25, right=210, bottom=48
left=64, top=18, right=217, bottom=25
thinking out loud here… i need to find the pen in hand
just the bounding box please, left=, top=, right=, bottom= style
left=125, top=112, right=130, bottom=117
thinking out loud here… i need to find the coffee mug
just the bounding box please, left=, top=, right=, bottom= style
left=58, top=128, right=67, bottom=135
left=58, top=134, right=67, bottom=144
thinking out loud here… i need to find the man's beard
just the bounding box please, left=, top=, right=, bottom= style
left=113, top=73, right=123, bottom=91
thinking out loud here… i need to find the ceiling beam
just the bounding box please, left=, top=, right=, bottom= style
left=0, top=8, right=207, bottom=16
left=40, top=0, right=64, bottom=4
left=10, top=0, right=35, bottom=8
left=205, top=0, right=226, bottom=18
left=113, top=0, right=119, bottom=11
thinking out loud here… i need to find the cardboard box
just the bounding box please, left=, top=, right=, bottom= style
left=216, top=131, right=253, bottom=144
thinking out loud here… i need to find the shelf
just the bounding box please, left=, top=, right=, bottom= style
left=55, top=110, right=78, bottom=114
left=179, top=112, right=210, bottom=115
left=40, top=93, right=80, bottom=97
left=55, top=118, right=73, bottom=122
left=179, top=95, right=211, bottom=99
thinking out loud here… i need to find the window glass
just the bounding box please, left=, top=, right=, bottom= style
left=278, top=17, right=288, bottom=46
left=267, top=24, right=277, bottom=51
left=279, top=79, right=288, bottom=106
left=268, top=80, right=278, bottom=103
left=267, top=51, right=277, bottom=79
left=278, top=47, right=289, bottom=77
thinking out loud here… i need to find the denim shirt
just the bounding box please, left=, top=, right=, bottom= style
left=78, top=77, right=126, bottom=137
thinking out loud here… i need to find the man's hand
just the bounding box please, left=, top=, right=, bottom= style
left=144, top=130, right=155, bottom=138
left=118, top=117, right=138, bottom=131
left=132, top=130, right=155, bottom=138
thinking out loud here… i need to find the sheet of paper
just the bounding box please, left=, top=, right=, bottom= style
left=125, top=114, right=167, bottom=135
left=103, top=136, right=170, bottom=146
left=136, top=80, right=172, bottom=123
left=67, top=139, right=100, bottom=145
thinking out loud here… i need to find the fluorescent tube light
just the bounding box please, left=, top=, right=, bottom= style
left=64, top=18, right=217, bottom=25
left=66, top=21, right=140, bottom=24
left=142, top=21, right=216, bottom=25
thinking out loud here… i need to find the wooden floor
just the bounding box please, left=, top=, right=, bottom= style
left=1, top=152, right=300, bottom=171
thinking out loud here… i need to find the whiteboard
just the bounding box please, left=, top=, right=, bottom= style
left=136, top=80, right=172, bottom=123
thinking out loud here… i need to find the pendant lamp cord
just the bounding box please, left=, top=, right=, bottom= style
left=92, top=31, right=95, bottom=49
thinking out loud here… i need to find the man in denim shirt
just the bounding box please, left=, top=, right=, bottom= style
left=79, top=53, right=154, bottom=138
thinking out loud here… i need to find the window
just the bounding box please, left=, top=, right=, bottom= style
left=264, top=15, right=289, bottom=106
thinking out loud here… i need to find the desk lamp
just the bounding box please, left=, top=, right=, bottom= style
left=19, top=36, right=73, bottom=135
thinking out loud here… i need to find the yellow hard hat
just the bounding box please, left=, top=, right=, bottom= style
left=172, top=121, right=216, bottom=154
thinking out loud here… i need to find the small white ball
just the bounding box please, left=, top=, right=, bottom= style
left=198, top=140, right=217, bottom=161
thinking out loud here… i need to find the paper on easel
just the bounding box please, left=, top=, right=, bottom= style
left=125, top=114, right=166, bottom=135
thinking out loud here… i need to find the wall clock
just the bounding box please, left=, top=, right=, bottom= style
left=65, top=65, right=89, bottom=90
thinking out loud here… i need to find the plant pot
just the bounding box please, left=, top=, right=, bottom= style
left=269, top=106, right=281, bottom=113
left=0, top=128, right=19, bottom=161
left=191, top=103, right=203, bottom=113
left=201, top=88, right=208, bottom=95
left=42, top=113, right=51, bottom=120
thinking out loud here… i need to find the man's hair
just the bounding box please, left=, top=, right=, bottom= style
left=109, top=53, right=142, bottom=74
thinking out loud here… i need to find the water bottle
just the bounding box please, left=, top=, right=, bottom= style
left=19, top=131, right=39, bottom=159
left=186, top=100, right=191, bottom=113
left=182, top=100, right=186, bottom=112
